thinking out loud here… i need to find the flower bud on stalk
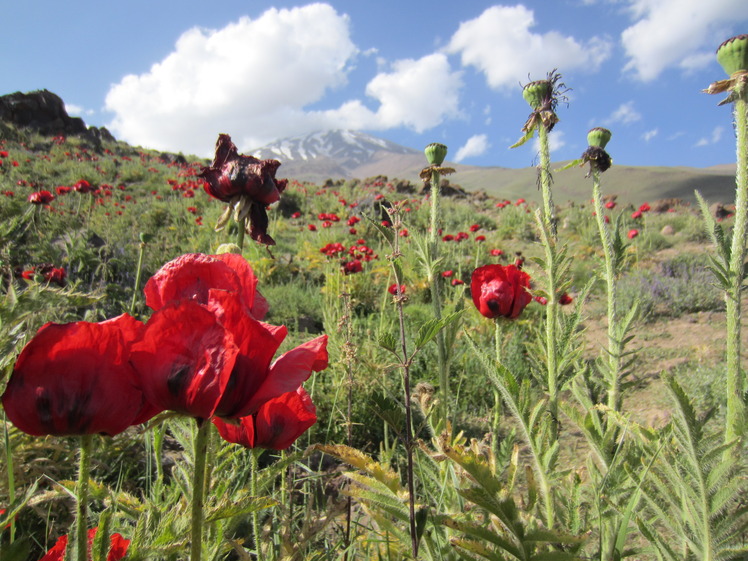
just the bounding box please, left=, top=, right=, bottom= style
left=522, top=80, right=553, bottom=111
left=424, top=143, right=448, bottom=166
left=717, top=34, right=748, bottom=77
left=581, top=128, right=613, bottom=174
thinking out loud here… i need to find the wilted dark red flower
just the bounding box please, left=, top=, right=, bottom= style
left=39, top=527, right=130, bottom=561
left=28, top=191, right=54, bottom=205
left=470, top=264, right=532, bottom=319
left=342, top=259, right=363, bottom=275
left=199, top=134, right=287, bottom=245
left=2, top=315, right=158, bottom=436
left=213, top=387, right=316, bottom=450
left=559, top=292, right=573, bottom=305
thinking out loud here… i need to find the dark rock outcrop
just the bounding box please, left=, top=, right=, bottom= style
left=0, top=89, right=114, bottom=147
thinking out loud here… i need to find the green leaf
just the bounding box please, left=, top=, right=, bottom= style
left=554, top=159, right=582, bottom=172
left=510, top=127, right=537, bottom=149
left=205, top=495, right=277, bottom=522
left=377, top=331, right=398, bottom=355
left=414, top=310, right=463, bottom=351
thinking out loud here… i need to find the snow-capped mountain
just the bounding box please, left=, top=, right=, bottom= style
left=249, top=130, right=423, bottom=181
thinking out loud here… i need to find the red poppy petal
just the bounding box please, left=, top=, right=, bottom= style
left=213, top=415, right=256, bottom=448
left=212, top=253, right=268, bottom=320
left=130, top=301, right=238, bottom=419
left=245, top=335, right=328, bottom=413
left=254, top=387, right=316, bottom=450
left=2, top=316, right=147, bottom=436
left=143, top=254, right=243, bottom=311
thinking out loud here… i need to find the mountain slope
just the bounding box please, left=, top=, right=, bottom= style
left=249, top=130, right=738, bottom=205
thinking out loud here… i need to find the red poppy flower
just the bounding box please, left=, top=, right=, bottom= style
left=631, top=210, right=642, bottom=219
left=73, top=179, right=92, bottom=193
left=28, top=191, right=54, bottom=205
left=638, top=202, right=651, bottom=212
left=451, top=278, right=465, bottom=286
left=388, top=283, right=406, bottom=295
left=605, top=200, right=616, bottom=209
left=490, top=249, right=503, bottom=257
left=470, top=264, right=532, bottom=319
left=2, top=315, right=157, bottom=436
left=39, top=527, right=129, bottom=561
left=143, top=253, right=268, bottom=320
left=559, top=292, right=573, bottom=305
left=627, top=229, right=639, bottom=239
left=213, top=387, right=316, bottom=450
left=135, top=257, right=328, bottom=420
left=199, top=134, right=287, bottom=245
left=342, top=259, right=363, bottom=275
left=442, top=270, right=454, bottom=278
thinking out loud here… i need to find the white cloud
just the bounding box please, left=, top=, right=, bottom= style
left=606, top=101, right=642, bottom=125
left=642, top=128, right=658, bottom=142
left=446, top=5, right=612, bottom=91
left=65, top=103, right=94, bottom=117
left=455, top=134, right=490, bottom=162
left=105, top=4, right=463, bottom=156
left=621, top=0, right=748, bottom=81
left=695, top=125, right=724, bottom=146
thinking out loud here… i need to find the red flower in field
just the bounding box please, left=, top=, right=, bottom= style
left=43, top=266, right=66, bottom=287
left=516, top=198, right=526, bottom=205
left=638, top=202, right=651, bottom=212
left=631, top=210, right=642, bottom=219
left=143, top=253, right=268, bottom=320
left=388, top=283, right=406, bottom=295
left=213, top=386, right=316, bottom=450
left=55, top=186, right=71, bottom=196
left=442, top=270, right=454, bottom=278
left=349, top=227, right=357, bottom=235
left=199, top=134, right=287, bottom=245
left=73, top=179, right=92, bottom=193
left=604, top=200, right=616, bottom=209
left=469, top=224, right=481, bottom=232
left=291, top=211, right=301, bottom=218
left=342, top=259, right=363, bottom=275
left=627, top=229, right=639, bottom=239
left=452, top=278, right=464, bottom=286
left=133, top=254, right=328, bottom=421
left=442, top=234, right=454, bottom=242
left=534, top=295, right=548, bottom=306
left=308, top=224, right=317, bottom=231
left=399, top=228, right=409, bottom=237
left=28, top=191, right=54, bottom=205
left=475, top=235, right=486, bottom=242
left=0, top=150, right=7, bottom=157
left=470, top=264, right=532, bottom=319
left=490, top=249, right=503, bottom=257
left=1, top=314, right=158, bottom=436
left=39, top=527, right=130, bottom=561
left=347, top=216, right=360, bottom=226
left=559, top=292, right=573, bottom=305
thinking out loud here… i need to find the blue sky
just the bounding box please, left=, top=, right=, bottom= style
left=2, top=0, right=747, bottom=168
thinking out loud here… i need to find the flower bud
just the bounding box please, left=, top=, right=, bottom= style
left=716, top=34, right=748, bottom=76
left=216, top=243, right=242, bottom=255
left=587, top=127, right=612, bottom=149
left=522, top=80, right=552, bottom=110
left=139, top=233, right=154, bottom=244
left=424, top=143, right=448, bottom=166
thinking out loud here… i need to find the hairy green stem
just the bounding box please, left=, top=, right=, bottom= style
left=537, top=124, right=560, bottom=439
left=429, top=168, right=450, bottom=424
left=591, top=171, right=622, bottom=412
left=67, top=434, right=93, bottom=561
left=251, top=449, right=264, bottom=561
left=3, top=412, right=15, bottom=544
left=129, top=241, right=146, bottom=315
left=726, top=89, right=748, bottom=445
left=190, top=419, right=210, bottom=561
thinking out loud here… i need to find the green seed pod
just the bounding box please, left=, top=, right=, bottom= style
left=139, top=232, right=154, bottom=244
left=716, top=34, right=748, bottom=76
left=216, top=242, right=242, bottom=255
left=424, top=143, right=448, bottom=166
left=587, top=127, right=612, bottom=149
left=522, top=80, right=552, bottom=110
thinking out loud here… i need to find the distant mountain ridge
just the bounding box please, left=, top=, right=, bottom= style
left=249, top=129, right=738, bottom=205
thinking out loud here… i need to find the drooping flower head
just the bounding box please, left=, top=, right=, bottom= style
left=213, top=386, right=317, bottom=450
left=511, top=69, right=570, bottom=148
left=2, top=314, right=158, bottom=436
left=199, top=134, right=287, bottom=245
left=470, top=264, right=532, bottom=319
left=580, top=127, right=613, bottom=174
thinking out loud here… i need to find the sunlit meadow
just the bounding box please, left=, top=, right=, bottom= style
left=1, top=35, right=747, bottom=561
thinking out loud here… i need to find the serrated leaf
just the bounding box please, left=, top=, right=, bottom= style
left=378, top=331, right=398, bottom=354
left=311, top=444, right=401, bottom=492
left=414, top=310, right=463, bottom=351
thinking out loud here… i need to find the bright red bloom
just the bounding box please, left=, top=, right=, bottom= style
left=291, top=211, right=301, bottom=218
left=73, top=179, right=92, bottom=193
left=388, top=283, right=406, bottom=295
left=143, top=253, right=268, bottom=320
left=490, top=249, right=504, bottom=257
left=39, top=527, right=130, bottom=561
left=475, top=235, right=486, bottom=242
left=55, top=186, right=71, bottom=196
left=628, top=229, right=639, bottom=239
left=638, top=203, right=651, bottom=212
left=213, top=387, right=316, bottom=450
left=631, top=210, right=642, bottom=219
left=470, top=264, right=532, bottom=319
left=28, top=191, right=54, bottom=205
left=605, top=200, right=616, bottom=209
left=199, top=134, right=287, bottom=245
left=308, top=224, right=317, bottom=231
left=451, top=279, right=464, bottom=286
left=342, top=259, right=363, bottom=275
left=133, top=255, right=328, bottom=421
left=2, top=315, right=158, bottom=436
left=442, top=270, right=454, bottom=278
left=469, top=224, right=481, bottom=232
